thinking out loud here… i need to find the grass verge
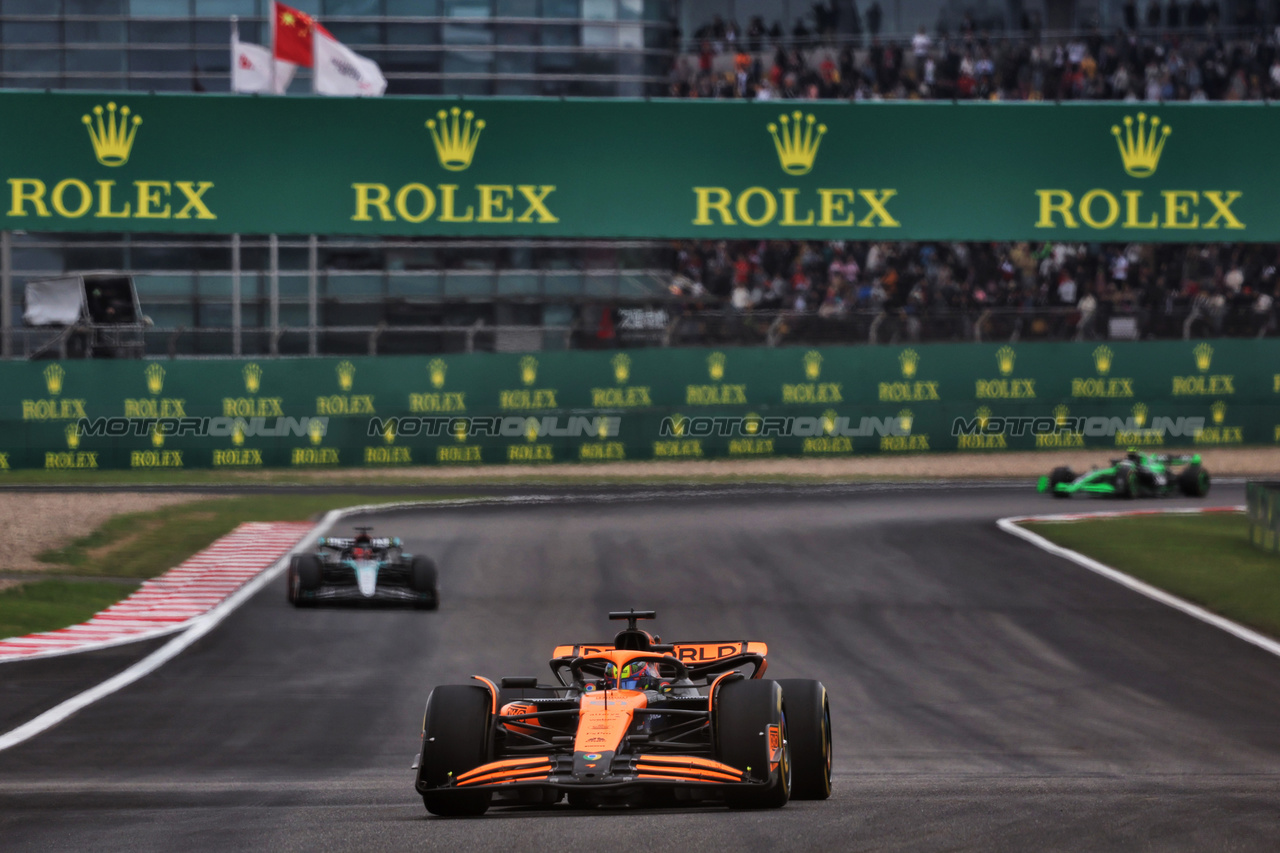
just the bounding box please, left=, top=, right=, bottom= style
left=0, top=579, right=137, bottom=640
left=1023, top=512, right=1280, bottom=637
left=36, top=493, right=433, bottom=579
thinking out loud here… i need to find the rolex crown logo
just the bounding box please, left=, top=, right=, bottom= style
left=337, top=361, right=356, bottom=392
left=899, top=349, right=919, bottom=379
left=426, top=107, right=485, bottom=172
left=44, top=364, right=65, bottom=395
left=1132, top=402, right=1148, bottom=428
left=803, top=350, right=822, bottom=381
left=670, top=414, right=686, bottom=437
left=151, top=425, right=164, bottom=448
left=1211, top=400, right=1227, bottom=425
left=428, top=358, right=447, bottom=389
left=996, top=346, right=1016, bottom=376
left=1092, top=345, right=1113, bottom=375
left=897, top=409, right=914, bottom=432
left=520, top=355, right=538, bottom=386
left=1193, top=343, right=1213, bottom=373
left=243, top=363, right=262, bottom=394
left=1111, top=112, right=1171, bottom=179
left=1054, top=404, right=1070, bottom=426
left=744, top=412, right=761, bottom=435
left=82, top=102, right=141, bottom=167
left=597, top=418, right=610, bottom=439
left=383, top=421, right=395, bottom=444
left=145, top=363, right=165, bottom=395
left=453, top=418, right=468, bottom=442
left=707, top=352, right=726, bottom=381
left=65, top=423, right=80, bottom=450
left=232, top=423, right=245, bottom=446
left=976, top=406, right=992, bottom=429
left=821, top=409, right=837, bottom=435
left=308, top=419, right=324, bottom=445
left=524, top=417, right=540, bottom=442
left=612, top=353, right=631, bottom=384
left=767, top=111, right=826, bottom=176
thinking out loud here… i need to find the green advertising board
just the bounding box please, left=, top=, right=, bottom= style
left=0, top=92, right=1271, bottom=241
left=1, top=340, right=1275, bottom=472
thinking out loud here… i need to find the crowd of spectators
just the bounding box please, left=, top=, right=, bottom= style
left=675, top=5, right=1280, bottom=101
left=669, top=240, right=1279, bottom=338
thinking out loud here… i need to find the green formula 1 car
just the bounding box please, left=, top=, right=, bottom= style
left=1037, top=450, right=1210, bottom=499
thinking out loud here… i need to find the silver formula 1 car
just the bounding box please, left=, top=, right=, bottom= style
left=287, top=527, right=439, bottom=609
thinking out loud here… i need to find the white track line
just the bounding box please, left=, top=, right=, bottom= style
left=997, top=505, right=1280, bottom=660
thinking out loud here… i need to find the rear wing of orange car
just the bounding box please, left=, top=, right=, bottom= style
left=550, top=641, right=769, bottom=680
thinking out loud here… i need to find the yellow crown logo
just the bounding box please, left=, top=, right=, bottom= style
left=243, top=363, right=262, bottom=394
left=426, top=107, right=485, bottom=172
left=612, top=353, right=631, bottom=384
left=232, top=422, right=245, bottom=446
left=308, top=419, right=325, bottom=445
left=428, top=358, right=447, bottom=389
left=1193, top=343, right=1213, bottom=373
left=1132, top=402, right=1148, bottom=428
left=803, top=350, right=822, bottom=380
left=899, top=349, right=919, bottom=379
left=898, top=409, right=914, bottom=433
left=743, top=412, right=761, bottom=435
left=151, top=425, right=164, bottom=448
left=520, top=355, right=538, bottom=386
left=707, top=352, right=726, bottom=381
left=44, top=364, right=65, bottom=395
left=670, top=413, right=686, bottom=436
left=525, top=417, right=540, bottom=442
left=1054, top=404, right=1070, bottom=426
left=976, top=406, right=992, bottom=429
left=996, top=346, right=1016, bottom=376
left=597, top=418, right=610, bottom=439
left=1211, top=400, right=1227, bottom=425
left=64, top=423, right=79, bottom=450
left=1111, top=112, right=1171, bottom=178
left=821, top=409, right=838, bottom=435
left=383, top=421, right=395, bottom=444
left=767, top=111, right=826, bottom=176
left=82, top=102, right=141, bottom=167
left=336, top=361, right=355, bottom=392
left=453, top=417, right=468, bottom=442
left=1093, top=345, right=1113, bottom=375
left=145, top=363, right=165, bottom=395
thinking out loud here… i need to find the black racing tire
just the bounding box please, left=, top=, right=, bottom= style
left=1114, top=465, right=1136, bottom=499
left=410, top=555, right=439, bottom=610
left=285, top=559, right=298, bottom=604
left=776, top=679, right=832, bottom=800
left=417, top=684, right=493, bottom=817
left=1178, top=464, right=1210, bottom=497
left=715, top=678, right=790, bottom=809
left=1048, top=467, right=1076, bottom=498
left=289, top=554, right=322, bottom=607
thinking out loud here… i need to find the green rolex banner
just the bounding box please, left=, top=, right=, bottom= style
left=0, top=92, right=1270, bottom=240
left=1, top=340, right=1278, bottom=471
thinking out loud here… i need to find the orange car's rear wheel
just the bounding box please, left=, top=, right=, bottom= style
left=777, top=679, right=832, bottom=800
left=417, top=685, right=493, bottom=817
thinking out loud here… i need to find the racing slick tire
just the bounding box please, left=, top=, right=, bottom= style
left=1048, top=467, right=1076, bottom=498
left=1178, top=464, right=1210, bottom=497
left=715, top=678, right=790, bottom=809
left=776, top=679, right=832, bottom=800
left=417, top=684, right=493, bottom=817
left=288, top=554, right=322, bottom=607
left=409, top=555, right=439, bottom=610
left=1114, top=464, right=1137, bottom=499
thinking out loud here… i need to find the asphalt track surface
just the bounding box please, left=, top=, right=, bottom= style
left=2, top=483, right=1278, bottom=852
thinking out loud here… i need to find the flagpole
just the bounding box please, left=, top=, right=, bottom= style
left=269, top=1, right=277, bottom=94
left=230, top=15, right=238, bottom=93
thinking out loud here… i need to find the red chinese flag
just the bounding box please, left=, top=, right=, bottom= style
left=273, top=1, right=330, bottom=68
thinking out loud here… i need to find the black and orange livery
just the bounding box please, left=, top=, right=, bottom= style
left=413, top=610, right=832, bottom=815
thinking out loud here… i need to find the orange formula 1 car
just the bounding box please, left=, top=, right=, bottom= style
left=412, top=610, right=832, bottom=815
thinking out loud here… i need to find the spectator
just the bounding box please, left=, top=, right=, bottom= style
left=866, top=1, right=881, bottom=37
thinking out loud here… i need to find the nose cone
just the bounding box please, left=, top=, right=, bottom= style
left=352, top=559, right=379, bottom=597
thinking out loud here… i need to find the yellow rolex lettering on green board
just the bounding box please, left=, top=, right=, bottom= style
left=1072, top=346, right=1134, bottom=398
left=975, top=346, right=1035, bottom=399
left=1171, top=344, right=1234, bottom=396
left=686, top=352, right=747, bottom=405
left=1034, top=113, right=1243, bottom=233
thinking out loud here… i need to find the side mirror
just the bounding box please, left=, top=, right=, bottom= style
left=500, top=676, right=538, bottom=689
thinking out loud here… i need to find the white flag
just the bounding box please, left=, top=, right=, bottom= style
left=312, top=28, right=386, bottom=96
left=231, top=25, right=295, bottom=94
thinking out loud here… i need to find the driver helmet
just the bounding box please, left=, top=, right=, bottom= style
left=1126, top=447, right=1141, bottom=462
left=604, top=660, right=657, bottom=691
